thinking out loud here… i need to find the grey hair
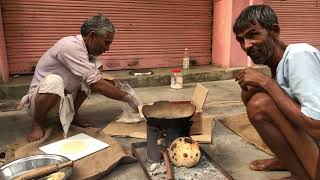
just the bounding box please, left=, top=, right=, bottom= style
left=81, top=14, right=116, bottom=37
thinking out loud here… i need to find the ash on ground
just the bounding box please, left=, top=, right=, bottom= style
left=145, top=155, right=228, bottom=180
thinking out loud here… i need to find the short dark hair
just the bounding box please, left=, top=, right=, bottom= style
left=233, top=4, right=278, bottom=34
left=81, top=14, right=115, bottom=37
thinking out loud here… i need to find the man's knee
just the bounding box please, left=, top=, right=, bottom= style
left=247, top=92, right=273, bottom=123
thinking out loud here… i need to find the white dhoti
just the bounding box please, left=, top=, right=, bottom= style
left=26, top=74, right=75, bottom=137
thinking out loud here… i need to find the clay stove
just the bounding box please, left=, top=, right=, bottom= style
left=142, top=101, right=196, bottom=162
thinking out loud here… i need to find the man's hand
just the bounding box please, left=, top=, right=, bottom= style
left=92, top=79, right=140, bottom=112
left=235, top=67, right=270, bottom=91
left=122, top=93, right=139, bottom=112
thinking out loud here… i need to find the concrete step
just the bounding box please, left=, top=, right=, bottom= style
left=0, top=65, right=270, bottom=100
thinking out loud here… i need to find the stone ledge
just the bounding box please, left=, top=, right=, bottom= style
left=0, top=65, right=270, bottom=100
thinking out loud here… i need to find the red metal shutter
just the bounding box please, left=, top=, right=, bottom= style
left=264, top=0, right=320, bottom=49
left=1, top=0, right=213, bottom=74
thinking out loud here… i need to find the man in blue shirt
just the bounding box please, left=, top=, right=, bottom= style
left=233, top=5, right=320, bottom=180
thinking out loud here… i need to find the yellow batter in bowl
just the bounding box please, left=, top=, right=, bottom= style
left=47, top=172, right=65, bottom=180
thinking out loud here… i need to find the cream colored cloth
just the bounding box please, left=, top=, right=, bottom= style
left=24, top=74, right=75, bottom=137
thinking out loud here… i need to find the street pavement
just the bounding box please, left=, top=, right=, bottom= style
left=0, top=80, right=289, bottom=179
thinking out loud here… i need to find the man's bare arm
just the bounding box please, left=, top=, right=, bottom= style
left=90, top=79, right=139, bottom=112
left=236, top=67, right=320, bottom=138
left=262, top=79, right=320, bottom=138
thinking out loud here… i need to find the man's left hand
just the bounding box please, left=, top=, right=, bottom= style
left=235, top=67, right=270, bottom=91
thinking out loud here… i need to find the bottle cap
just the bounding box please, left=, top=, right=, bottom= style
left=171, top=68, right=182, bottom=73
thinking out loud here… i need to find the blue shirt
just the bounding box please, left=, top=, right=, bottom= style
left=276, top=43, right=320, bottom=120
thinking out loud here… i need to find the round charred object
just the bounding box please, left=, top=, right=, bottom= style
left=168, top=137, right=201, bottom=167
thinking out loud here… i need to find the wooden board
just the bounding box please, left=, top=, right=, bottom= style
left=39, top=133, right=109, bottom=161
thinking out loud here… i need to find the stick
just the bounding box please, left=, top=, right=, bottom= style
left=14, top=160, right=73, bottom=180
left=162, top=149, right=174, bottom=180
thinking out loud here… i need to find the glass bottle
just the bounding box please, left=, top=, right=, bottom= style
left=183, top=48, right=190, bottom=69
left=170, top=68, right=183, bottom=89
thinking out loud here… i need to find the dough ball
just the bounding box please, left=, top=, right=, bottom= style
left=168, top=137, right=201, bottom=167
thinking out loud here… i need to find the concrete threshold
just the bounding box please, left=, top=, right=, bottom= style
left=0, top=65, right=270, bottom=100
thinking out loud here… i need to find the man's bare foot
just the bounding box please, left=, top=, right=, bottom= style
left=249, top=158, right=287, bottom=171
left=27, top=125, right=45, bottom=142
left=72, top=114, right=94, bottom=128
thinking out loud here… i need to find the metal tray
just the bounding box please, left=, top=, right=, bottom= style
left=131, top=141, right=234, bottom=180
left=0, top=154, right=72, bottom=180
left=129, top=69, right=154, bottom=76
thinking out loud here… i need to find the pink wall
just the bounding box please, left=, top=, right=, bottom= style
left=212, top=0, right=232, bottom=67
left=212, top=0, right=263, bottom=67
left=230, top=0, right=252, bottom=67
left=0, top=0, right=264, bottom=83
left=0, top=4, right=8, bottom=83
